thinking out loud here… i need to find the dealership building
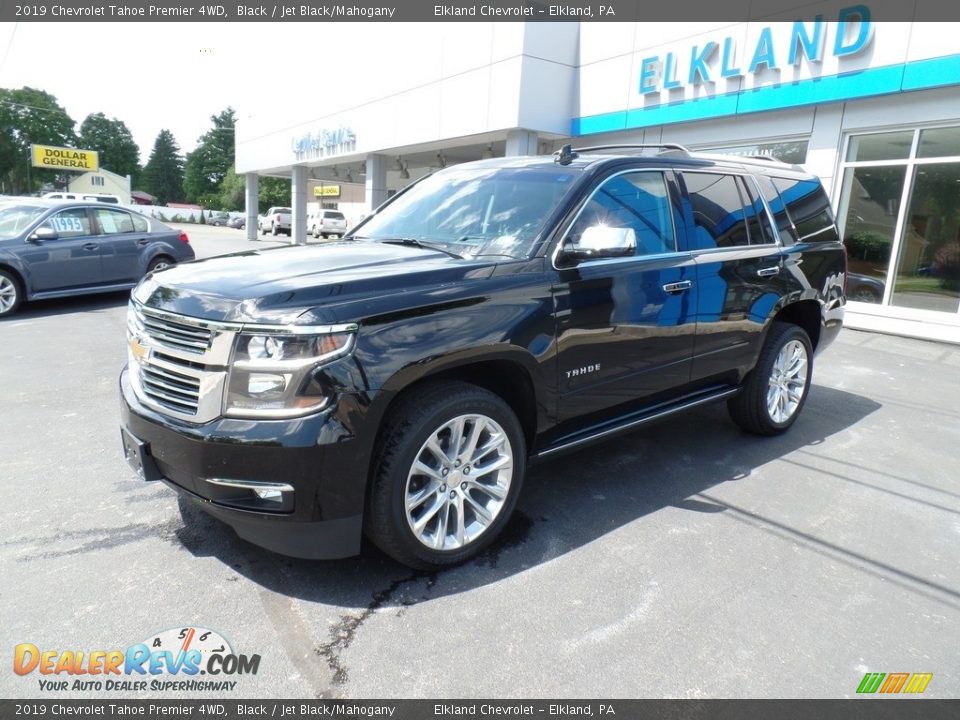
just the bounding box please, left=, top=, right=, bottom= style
left=236, top=12, right=960, bottom=344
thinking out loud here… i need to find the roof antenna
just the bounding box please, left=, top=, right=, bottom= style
left=554, top=144, right=578, bottom=166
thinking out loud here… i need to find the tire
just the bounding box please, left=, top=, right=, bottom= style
left=146, top=256, right=174, bottom=275
left=0, top=269, right=23, bottom=318
left=271, top=223, right=278, bottom=236
left=366, top=381, right=526, bottom=570
left=728, top=321, right=813, bottom=436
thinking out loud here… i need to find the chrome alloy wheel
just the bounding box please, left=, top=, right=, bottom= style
left=150, top=259, right=171, bottom=271
left=0, top=275, right=16, bottom=314
left=404, top=414, right=514, bottom=551
left=767, top=339, right=808, bottom=424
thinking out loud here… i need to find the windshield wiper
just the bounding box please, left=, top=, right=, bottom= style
left=379, top=238, right=463, bottom=259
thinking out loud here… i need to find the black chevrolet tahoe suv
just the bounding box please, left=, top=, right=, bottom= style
left=120, top=145, right=846, bottom=569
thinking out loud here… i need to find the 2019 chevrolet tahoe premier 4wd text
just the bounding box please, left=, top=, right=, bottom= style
left=120, top=145, right=846, bottom=570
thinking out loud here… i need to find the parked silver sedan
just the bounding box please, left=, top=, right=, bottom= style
left=0, top=200, right=195, bottom=317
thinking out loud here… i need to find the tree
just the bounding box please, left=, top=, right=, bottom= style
left=78, top=112, right=141, bottom=184
left=183, top=107, right=236, bottom=206
left=141, top=129, right=184, bottom=205
left=0, top=87, right=77, bottom=194
left=219, top=166, right=245, bottom=211
left=258, top=177, right=290, bottom=214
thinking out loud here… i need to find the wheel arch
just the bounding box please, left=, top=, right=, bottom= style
left=362, top=352, right=543, bottom=500
left=771, top=299, right=822, bottom=351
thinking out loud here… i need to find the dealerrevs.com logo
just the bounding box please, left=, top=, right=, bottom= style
left=13, top=627, right=261, bottom=692
left=857, top=672, right=933, bottom=695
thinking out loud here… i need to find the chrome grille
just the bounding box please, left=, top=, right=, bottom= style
left=134, top=307, right=213, bottom=355
left=140, top=362, right=201, bottom=415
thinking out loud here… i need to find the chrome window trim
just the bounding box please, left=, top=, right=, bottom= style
left=550, top=167, right=683, bottom=272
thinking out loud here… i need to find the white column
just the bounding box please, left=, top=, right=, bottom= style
left=291, top=166, right=308, bottom=246
left=244, top=174, right=259, bottom=241
left=365, top=154, right=388, bottom=212
left=505, top=129, right=539, bottom=157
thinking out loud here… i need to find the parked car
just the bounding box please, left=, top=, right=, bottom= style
left=846, top=272, right=885, bottom=303
left=207, top=212, right=230, bottom=227
left=0, top=200, right=195, bottom=317
left=227, top=216, right=245, bottom=230
left=308, top=209, right=348, bottom=238
left=258, top=207, right=292, bottom=237
left=120, top=146, right=846, bottom=569
left=42, top=192, right=122, bottom=204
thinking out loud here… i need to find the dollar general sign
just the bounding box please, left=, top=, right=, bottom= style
left=31, top=144, right=99, bottom=172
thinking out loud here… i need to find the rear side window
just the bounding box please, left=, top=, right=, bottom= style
left=682, top=172, right=751, bottom=249
left=94, top=208, right=135, bottom=234
left=771, top=177, right=840, bottom=243
left=132, top=214, right=149, bottom=232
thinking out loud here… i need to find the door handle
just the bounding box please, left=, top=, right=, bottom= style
left=662, top=280, right=693, bottom=293
left=136, top=238, right=150, bottom=246
left=83, top=243, right=99, bottom=251
left=756, top=266, right=780, bottom=277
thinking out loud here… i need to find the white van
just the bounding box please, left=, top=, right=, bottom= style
left=42, top=192, right=123, bottom=204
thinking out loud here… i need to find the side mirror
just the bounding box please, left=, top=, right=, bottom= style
left=28, top=226, right=59, bottom=243
left=565, top=226, right=636, bottom=261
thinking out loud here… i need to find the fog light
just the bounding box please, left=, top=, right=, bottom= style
left=254, top=488, right=283, bottom=502
left=247, top=373, right=286, bottom=395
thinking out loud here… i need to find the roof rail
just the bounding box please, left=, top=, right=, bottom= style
left=573, top=143, right=690, bottom=154
left=744, top=154, right=780, bottom=162
left=554, top=143, right=689, bottom=166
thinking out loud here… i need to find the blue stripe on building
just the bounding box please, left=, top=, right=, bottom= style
left=572, top=54, right=960, bottom=136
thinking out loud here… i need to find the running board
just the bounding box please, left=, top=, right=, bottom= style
left=533, top=386, right=741, bottom=461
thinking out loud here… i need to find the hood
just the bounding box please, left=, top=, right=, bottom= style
left=132, top=240, right=498, bottom=324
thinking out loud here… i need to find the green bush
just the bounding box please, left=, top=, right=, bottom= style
left=844, top=230, right=892, bottom=262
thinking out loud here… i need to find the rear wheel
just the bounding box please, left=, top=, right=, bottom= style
left=146, top=256, right=174, bottom=275
left=366, top=381, right=526, bottom=570
left=728, top=321, right=813, bottom=436
left=0, top=269, right=23, bottom=318
left=271, top=223, right=278, bottom=236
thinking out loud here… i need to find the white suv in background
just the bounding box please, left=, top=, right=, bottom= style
left=308, top=209, right=347, bottom=238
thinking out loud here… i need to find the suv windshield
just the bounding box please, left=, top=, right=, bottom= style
left=0, top=204, right=46, bottom=238
left=352, top=165, right=581, bottom=259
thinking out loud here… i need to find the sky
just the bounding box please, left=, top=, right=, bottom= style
left=0, top=22, right=436, bottom=164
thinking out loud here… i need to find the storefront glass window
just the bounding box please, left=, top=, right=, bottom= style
left=917, top=127, right=960, bottom=159
left=840, top=125, right=960, bottom=316
left=838, top=166, right=907, bottom=303
left=890, top=164, right=960, bottom=313
left=846, top=131, right=913, bottom=162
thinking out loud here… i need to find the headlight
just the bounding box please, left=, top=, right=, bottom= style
left=224, top=330, right=354, bottom=419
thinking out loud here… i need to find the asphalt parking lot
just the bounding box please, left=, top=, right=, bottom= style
left=1, top=225, right=958, bottom=699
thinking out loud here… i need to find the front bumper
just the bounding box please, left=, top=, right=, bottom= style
left=119, top=367, right=364, bottom=559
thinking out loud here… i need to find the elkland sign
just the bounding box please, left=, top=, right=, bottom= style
left=638, top=5, right=874, bottom=95
left=31, top=144, right=99, bottom=172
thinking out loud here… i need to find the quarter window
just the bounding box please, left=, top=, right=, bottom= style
left=568, top=171, right=677, bottom=256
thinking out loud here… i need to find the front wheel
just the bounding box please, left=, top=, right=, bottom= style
left=0, top=269, right=22, bottom=318
left=728, top=321, right=813, bottom=436
left=366, top=381, right=526, bottom=570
